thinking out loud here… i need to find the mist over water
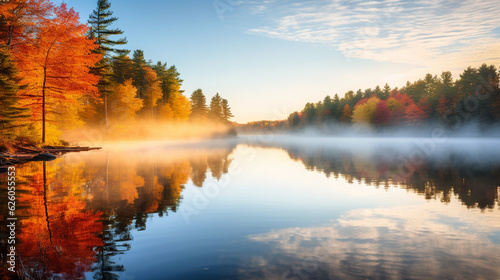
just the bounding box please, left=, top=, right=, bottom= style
left=62, top=120, right=235, bottom=144
left=240, top=132, right=500, bottom=164
left=1, top=132, right=499, bottom=279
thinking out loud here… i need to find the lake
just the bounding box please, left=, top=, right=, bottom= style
left=1, top=136, right=500, bottom=279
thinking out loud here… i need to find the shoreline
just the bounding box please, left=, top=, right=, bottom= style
left=0, top=146, right=102, bottom=173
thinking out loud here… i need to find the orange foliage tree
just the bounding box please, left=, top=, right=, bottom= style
left=404, top=103, right=427, bottom=126
left=13, top=3, right=101, bottom=143
left=0, top=0, right=52, bottom=49
left=142, top=67, right=162, bottom=119
left=16, top=161, right=103, bottom=279
left=340, top=104, right=352, bottom=123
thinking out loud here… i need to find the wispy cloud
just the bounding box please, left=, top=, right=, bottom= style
left=240, top=203, right=500, bottom=279
left=246, top=0, right=500, bottom=68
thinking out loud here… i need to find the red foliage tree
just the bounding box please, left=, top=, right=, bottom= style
left=374, top=100, right=391, bottom=125
left=390, top=91, right=414, bottom=107
left=418, top=97, right=431, bottom=120
left=354, top=98, right=369, bottom=108
left=404, top=103, right=426, bottom=126
left=435, top=97, right=450, bottom=119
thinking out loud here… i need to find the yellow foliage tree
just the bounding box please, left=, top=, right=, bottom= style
left=109, top=79, right=143, bottom=127
left=171, top=94, right=191, bottom=120
left=158, top=103, right=174, bottom=119
left=352, top=97, right=380, bottom=125
left=142, top=67, right=162, bottom=119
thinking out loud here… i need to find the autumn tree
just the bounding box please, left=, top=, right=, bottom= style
left=15, top=3, right=101, bottom=144
left=386, top=97, right=405, bottom=125
left=0, top=0, right=52, bottom=49
left=190, top=89, right=208, bottom=121
left=88, top=0, right=128, bottom=129
left=340, top=104, right=352, bottom=123
left=109, top=79, right=143, bottom=129
left=404, top=103, right=426, bottom=126
left=374, top=100, right=391, bottom=126
left=16, top=161, right=103, bottom=279
left=170, top=93, right=191, bottom=120
left=142, top=67, right=162, bottom=119
left=0, top=44, right=29, bottom=138
left=352, top=96, right=380, bottom=125
left=435, top=97, right=451, bottom=120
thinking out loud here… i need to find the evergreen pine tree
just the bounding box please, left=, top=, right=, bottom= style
left=0, top=44, right=29, bottom=139
left=88, top=0, right=128, bottom=129
left=221, top=98, right=233, bottom=122
left=209, top=93, right=223, bottom=121
left=190, top=89, right=208, bottom=120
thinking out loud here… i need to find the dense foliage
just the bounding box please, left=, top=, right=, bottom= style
left=286, top=65, right=500, bottom=130
left=0, top=0, right=234, bottom=144
left=241, top=65, right=500, bottom=133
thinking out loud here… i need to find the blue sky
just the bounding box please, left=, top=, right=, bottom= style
left=56, top=0, right=500, bottom=123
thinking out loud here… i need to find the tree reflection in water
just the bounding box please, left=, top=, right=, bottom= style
left=0, top=143, right=236, bottom=279
left=251, top=137, right=500, bottom=210
left=0, top=138, right=499, bottom=279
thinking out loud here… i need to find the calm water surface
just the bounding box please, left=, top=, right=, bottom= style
left=1, top=136, right=500, bottom=279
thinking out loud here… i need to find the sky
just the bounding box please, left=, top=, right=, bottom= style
left=55, top=0, right=500, bottom=123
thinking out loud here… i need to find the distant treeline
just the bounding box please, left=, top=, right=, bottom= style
left=240, top=64, right=500, bottom=133
left=0, top=0, right=233, bottom=145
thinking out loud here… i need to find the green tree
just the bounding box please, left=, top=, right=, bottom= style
left=190, top=89, right=208, bottom=121
left=303, top=103, right=316, bottom=124
left=112, top=51, right=133, bottom=84
left=131, top=49, right=147, bottom=98
left=88, top=0, right=128, bottom=129
left=209, top=93, right=223, bottom=121
left=163, top=65, right=184, bottom=103
left=0, top=44, right=29, bottom=138
left=380, top=83, right=391, bottom=100
left=153, top=61, right=168, bottom=101
left=288, top=112, right=301, bottom=127
left=456, top=67, right=478, bottom=97
left=441, top=71, right=453, bottom=86
left=221, top=98, right=233, bottom=122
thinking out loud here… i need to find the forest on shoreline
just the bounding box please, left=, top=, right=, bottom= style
left=0, top=0, right=234, bottom=147
left=2, top=0, right=500, bottom=149
left=240, top=64, right=500, bottom=135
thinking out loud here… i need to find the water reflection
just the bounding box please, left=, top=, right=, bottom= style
left=0, top=137, right=499, bottom=279
left=243, top=205, right=500, bottom=280
left=0, top=141, right=236, bottom=279
left=249, top=137, right=500, bottom=210
left=0, top=161, right=103, bottom=279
